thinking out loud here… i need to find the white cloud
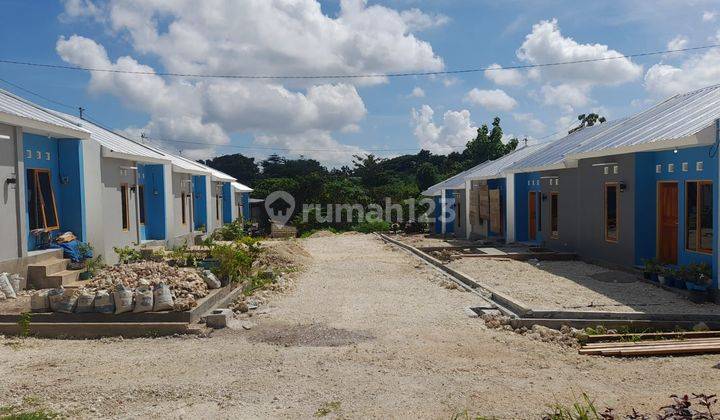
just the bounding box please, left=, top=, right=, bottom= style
left=703, top=11, right=717, bottom=22
left=464, top=88, right=518, bottom=112
left=539, top=83, right=590, bottom=112
left=484, top=63, right=525, bottom=86
left=411, top=105, right=476, bottom=154
left=255, top=130, right=366, bottom=168
left=409, top=86, right=425, bottom=98
left=517, top=19, right=642, bottom=86
left=57, top=0, right=445, bottom=166
left=667, top=35, right=688, bottom=51
left=59, top=0, right=103, bottom=22
left=645, top=48, right=720, bottom=96
left=513, top=112, right=546, bottom=134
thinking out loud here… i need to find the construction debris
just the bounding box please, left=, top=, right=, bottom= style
left=580, top=336, right=720, bottom=357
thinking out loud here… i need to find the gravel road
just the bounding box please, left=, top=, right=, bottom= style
left=1, top=234, right=718, bottom=419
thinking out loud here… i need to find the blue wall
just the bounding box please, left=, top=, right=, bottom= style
left=514, top=172, right=543, bottom=243
left=138, top=164, right=166, bottom=240
left=431, top=194, right=457, bottom=234
left=193, top=175, right=207, bottom=230
left=222, top=182, right=232, bottom=224
left=635, top=146, right=718, bottom=287
left=23, top=134, right=85, bottom=250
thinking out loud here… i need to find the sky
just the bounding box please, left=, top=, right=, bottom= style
left=2, top=0, right=720, bottom=168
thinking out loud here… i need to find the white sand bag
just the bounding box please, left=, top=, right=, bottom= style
left=30, top=290, right=50, bottom=312
left=153, top=283, right=174, bottom=311
left=56, top=290, right=78, bottom=313
left=75, top=289, right=96, bottom=313
left=48, top=287, right=65, bottom=311
left=0, top=291, right=5, bottom=300
left=202, top=270, right=221, bottom=289
left=9, top=274, right=22, bottom=294
left=0, top=273, right=16, bottom=299
left=94, top=289, right=115, bottom=314
left=133, top=283, right=154, bottom=313
left=113, top=283, right=134, bottom=314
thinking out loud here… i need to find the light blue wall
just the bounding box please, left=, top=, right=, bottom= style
left=635, top=146, right=718, bottom=287
left=222, top=182, right=232, bottom=224
left=193, top=175, right=207, bottom=230
left=138, top=164, right=166, bottom=240
left=515, top=172, right=543, bottom=243
left=23, top=134, right=85, bottom=250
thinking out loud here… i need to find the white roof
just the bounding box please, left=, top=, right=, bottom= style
left=464, top=144, right=547, bottom=181
left=0, top=88, right=90, bottom=139
left=231, top=181, right=253, bottom=192
left=422, top=160, right=493, bottom=196
left=197, top=163, right=235, bottom=182
left=49, top=111, right=169, bottom=164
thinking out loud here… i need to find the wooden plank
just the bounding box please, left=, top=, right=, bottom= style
left=489, top=189, right=501, bottom=234
left=478, top=185, right=489, bottom=220
left=581, top=342, right=720, bottom=356
left=583, top=338, right=720, bottom=349
left=585, top=330, right=720, bottom=343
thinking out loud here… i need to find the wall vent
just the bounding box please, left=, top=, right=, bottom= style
left=655, top=164, right=662, bottom=173
left=603, top=166, right=609, bottom=175
left=697, top=161, right=704, bottom=171
left=35, top=151, right=41, bottom=159
left=668, top=163, right=675, bottom=173
left=613, top=165, right=619, bottom=174
left=681, top=162, right=688, bottom=172
left=25, top=149, right=32, bottom=159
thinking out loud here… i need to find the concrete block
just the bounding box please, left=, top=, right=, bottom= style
left=206, top=308, right=233, bottom=329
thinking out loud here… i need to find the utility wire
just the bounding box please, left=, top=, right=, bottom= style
left=0, top=77, right=78, bottom=110
left=0, top=43, right=718, bottom=80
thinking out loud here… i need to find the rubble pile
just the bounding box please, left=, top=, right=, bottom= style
left=480, top=313, right=586, bottom=348
left=88, top=262, right=210, bottom=311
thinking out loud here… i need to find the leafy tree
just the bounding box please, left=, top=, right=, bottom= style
left=569, top=113, right=607, bottom=134
left=416, top=162, right=439, bottom=191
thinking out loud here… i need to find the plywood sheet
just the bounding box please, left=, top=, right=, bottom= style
left=489, top=188, right=501, bottom=234
left=478, top=185, right=489, bottom=220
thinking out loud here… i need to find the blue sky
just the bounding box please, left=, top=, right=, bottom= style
left=1, top=1, right=720, bottom=167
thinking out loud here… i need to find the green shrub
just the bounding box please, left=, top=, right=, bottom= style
left=212, top=219, right=246, bottom=241
left=352, top=220, right=391, bottom=233
left=113, top=246, right=141, bottom=264
left=210, top=241, right=255, bottom=282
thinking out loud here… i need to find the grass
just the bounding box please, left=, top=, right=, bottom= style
left=545, top=393, right=606, bottom=420
left=314, top=401, right=341, bottom=417
left=1, top=397, right=61, bottom=420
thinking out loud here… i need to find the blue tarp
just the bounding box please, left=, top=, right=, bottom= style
left=50, top=240, right=91, bottom=263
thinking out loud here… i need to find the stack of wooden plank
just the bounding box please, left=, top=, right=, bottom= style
left=579, top=331, right=720, bottom=357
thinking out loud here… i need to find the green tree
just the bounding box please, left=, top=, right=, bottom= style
left=415, top=162, right=438, bottom=191
left=569, top=113, right=607, bottom=133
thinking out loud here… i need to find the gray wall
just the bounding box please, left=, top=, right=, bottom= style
left=210, top=180, right=223, bottom=231
left=99, top=157, right=141, bottom=264
left=538, top=168, right=579, bottom=253
left=453, top=188, right=466, bottom=238
left=0, top=124, right=20, bottom=261
left=170, top=172, right=193, bottom=247
left=82, top=140, right=105, bottom=263
left=575, top=153, right=637, bottom=267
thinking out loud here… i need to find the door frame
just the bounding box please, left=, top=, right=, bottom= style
left=656, top=181, right=678, bottom=263
left=528, top=191, right=537, bottom=241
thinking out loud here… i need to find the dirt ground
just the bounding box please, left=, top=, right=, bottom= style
left=1, top=234, right=719, bottom=419
left=449, top=258, right=720, bottom=314
left=385, top=233, right=477, bottom=248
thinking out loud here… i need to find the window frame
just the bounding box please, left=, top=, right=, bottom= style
left=215, top=193, right=220, bottom=221
left=28, top=168, right=60, bottom=231
left=120, top=183, right=130, bottom=231
left=604, top=182, right=619, bottom=243
left=181, top=192, right=187, bottom=225
left=550, top=192, right=559, bottom=239
left=685, top=180, right=713, bottom=254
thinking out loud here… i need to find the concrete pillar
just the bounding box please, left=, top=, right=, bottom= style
left=230, top=187, right=238, bottom=221
left=205, top=176, right=213, bottom=232
left=506, top=173, right=516, bottom=244
left=162, top=164, right=173, bottom=242
left=14, top=127, right=27, bottom=258
left=464, top=179, right=471, bottom=240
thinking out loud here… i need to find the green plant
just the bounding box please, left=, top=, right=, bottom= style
left=314, top=401, right=341, bottom=417
left=17, top=312, right=31, bottom=338
left=681, top=262, right=713, bottom=286
left=352, top=220, right=391, bottom=233
left=642, top=258, right=662, bottom=274
left=212, top=219, right=246, bottom=241
left=113, top=246, right=140, bottom=264
left=77, top=242, right=94, bottom=261
left=544, top=393, right=608, bottom=420
left=210, top=242, right=253, bottom=283
left=85, top=255, right=104, bottom=276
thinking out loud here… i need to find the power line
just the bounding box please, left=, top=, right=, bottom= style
left=0, top=77, right=78, bottom=110
left=0, top=43, right=718, bottom=80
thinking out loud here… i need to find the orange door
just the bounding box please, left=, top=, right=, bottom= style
left=658, top=183, right=678, bottom=264
left=529, top=191, right=537, bottom=240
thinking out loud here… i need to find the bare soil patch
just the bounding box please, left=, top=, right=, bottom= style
left=449, top=258, right=720, bottom=314
left=246, top=322, right=373, bottom=347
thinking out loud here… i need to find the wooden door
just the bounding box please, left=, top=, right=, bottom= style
left=658, top=183, right=678, bottom=264
left=529, top=191, right=537, bottom=240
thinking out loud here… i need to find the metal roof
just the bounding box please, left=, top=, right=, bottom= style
left=513, top=84, right=720, bottom=172
left=48, top=111, right=170, bottom=164
left=464, top=143, right=547, bottom=180
left=231, top=181, right=253, bottom=192
left=421, top=163, right=485, bottom=196
left=0, top=88, right=90, bottom=139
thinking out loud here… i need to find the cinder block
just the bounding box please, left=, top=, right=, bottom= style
left=205, top=308, right=233, bottom=329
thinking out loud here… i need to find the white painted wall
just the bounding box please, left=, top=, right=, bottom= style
left=169, top=171, right=194, bottom=247
left=0, top=124, right=20, bottom=262
left=99, top=157, right=140, bottom=264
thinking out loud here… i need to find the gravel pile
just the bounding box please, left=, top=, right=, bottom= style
left=480, top=313, right=586, bottom=348
left=87, top=262, right=209, bottom=311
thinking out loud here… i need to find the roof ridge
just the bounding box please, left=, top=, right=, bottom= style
left=0, top=87, right=85, bottom=129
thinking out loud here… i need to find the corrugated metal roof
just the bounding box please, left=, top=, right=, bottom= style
left=464, top=144, right=547, bottom=180
left=422, top=162, right=491, bottom=196
left=47, top=111, right=170, bottom=163
left=231, top=181, right=253, bottom=192
left=513, top=84, right=720, bottom=172
left=0, top=88, right=90, bottom=138
left=207, top=166, right=236, bottom=182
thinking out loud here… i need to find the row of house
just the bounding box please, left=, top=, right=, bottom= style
left=0, top=88, right=252, bottom=272
left=424, top=84, right=720, bottom=295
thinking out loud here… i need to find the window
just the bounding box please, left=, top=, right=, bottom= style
left=181, top=192, right=187, bottom=225
left=605, top=183, right=619, bottom=242
left=686, top=181, right=713, bottom=253
left=121, top=184, right=129, bottom=231
left=27, top=169, right=59, bottom=231
left=138, top=185, right=146, bottom=225
left=550, top=193, right=559, bottom=239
